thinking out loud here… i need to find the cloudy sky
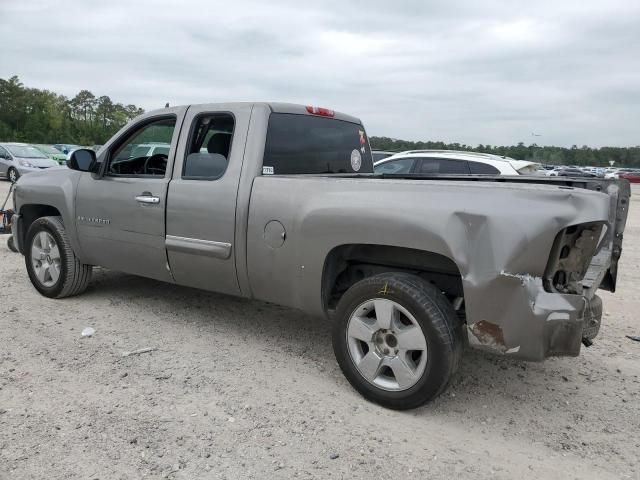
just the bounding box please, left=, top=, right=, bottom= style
left=1, top=0, right=639, bottom=147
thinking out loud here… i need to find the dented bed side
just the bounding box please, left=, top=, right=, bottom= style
left=247, top=176, right=627, bottom=361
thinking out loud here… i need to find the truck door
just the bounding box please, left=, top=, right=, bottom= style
left=165, top=104, right=252, bottom=296
left=75, top=107, right=188, bottom=281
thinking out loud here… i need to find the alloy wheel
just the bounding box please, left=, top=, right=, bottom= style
left=346, top=298, right=428, bottom=391
left=30, top=231, right=61, bottom=287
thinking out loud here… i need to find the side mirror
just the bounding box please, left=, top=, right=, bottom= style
left=67, top=149, right=96, bottom=172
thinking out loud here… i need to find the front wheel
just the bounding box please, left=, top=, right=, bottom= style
left=332, top=272, right=462, bottom=410
left=25, top=216, right=92, bottom=298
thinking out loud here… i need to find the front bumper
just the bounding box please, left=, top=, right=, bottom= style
left=465, top=275, right=603, bottom=361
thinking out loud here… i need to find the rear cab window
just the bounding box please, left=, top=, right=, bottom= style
left=262, top=113, right=373, bottom=175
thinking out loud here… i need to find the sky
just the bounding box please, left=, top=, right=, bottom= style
left=1, top=0, right=639, bottom=147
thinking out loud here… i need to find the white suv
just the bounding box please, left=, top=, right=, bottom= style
left=374, top=150, right=540, bottom=176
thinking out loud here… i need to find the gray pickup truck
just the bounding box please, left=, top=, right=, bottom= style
left=11, top=103, right=630, bottom=409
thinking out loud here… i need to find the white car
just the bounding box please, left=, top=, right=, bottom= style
left=604, top=169, right=619, bottom=179
left=374, top=150, right=540, bottom=176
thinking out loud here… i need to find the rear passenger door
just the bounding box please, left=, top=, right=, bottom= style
left=416, top=157, right=470, bottom=174
left=165, top=104, right=252, bottom=296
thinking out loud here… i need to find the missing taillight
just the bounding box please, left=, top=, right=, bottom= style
left=543, top=222, right=604, bottom=294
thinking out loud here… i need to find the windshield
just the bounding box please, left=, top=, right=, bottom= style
left=35, top=145, right=62, bottom=155
left=6, top=145, right=48, bottom=158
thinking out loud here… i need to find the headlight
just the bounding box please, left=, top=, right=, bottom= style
left=543, top=222, right=604, bottom=294
left=18, top=160, right=34, bottom=167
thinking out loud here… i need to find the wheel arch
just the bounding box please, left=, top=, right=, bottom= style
left=321, top=244, right=464, bottom=315
left=17, top=204, right=63, bottom=254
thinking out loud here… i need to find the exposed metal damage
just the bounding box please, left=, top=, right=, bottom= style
left=467, top=320, right=521, bottom=354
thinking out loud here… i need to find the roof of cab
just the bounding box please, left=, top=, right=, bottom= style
left=143, top=102, right=362, bottom=125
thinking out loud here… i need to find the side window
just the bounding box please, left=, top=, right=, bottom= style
left=374, top=158, right=415, bottom=174
left=469, top=161, right=499, bottom=174
left=0, top=146, right=9, bottom=159
left=183, top=113, right=235, bottom=180
left=107, top=117, right=176, bottom=176
left=418, top=158, right=470, bottom=174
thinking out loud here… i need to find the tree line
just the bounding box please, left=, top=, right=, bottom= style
left=1, top=75, right=638, bottom=166
left=369, top=137, right=640, bottom=168
left=0, top=76, right=145, bottom=146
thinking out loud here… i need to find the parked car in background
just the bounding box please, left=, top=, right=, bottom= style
left=372, top=150, right=397, bottom=162
left=620, top=171, right=640, bottom=183
left=374, top=150, right=540, bottom=176
left=556, top=168, right=597, bottom=178
left=53, top=144, right=81, bottom=155
left=0, top=142, right=59, bottom=182
left=32, top=144, right=68, bottom=164
left=131, top=142, right=171, bottom=157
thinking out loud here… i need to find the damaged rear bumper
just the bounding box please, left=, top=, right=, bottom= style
left=465, top=274, right=603, bottom=361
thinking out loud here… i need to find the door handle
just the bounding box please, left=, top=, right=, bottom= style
left=135, top=193, right=160, bottom=205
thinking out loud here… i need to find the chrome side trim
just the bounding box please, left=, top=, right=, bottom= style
left=165, top=235, right=232, bottom=259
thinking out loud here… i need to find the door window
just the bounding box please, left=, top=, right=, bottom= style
left=417, top=158, right=470, bottom=174
left=0, top=146, right=10, bottom=159
left=469, top=161, right=499, bottom=174
left=374, top=158, right=415, bottom=174
left=182, top=113, right=235, bottom=180
left=107, top=117, right=176, bottom=176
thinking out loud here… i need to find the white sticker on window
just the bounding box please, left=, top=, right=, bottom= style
left=263, top=166, right=274, bottom=175
left=350, top=149, right=362, bottom=172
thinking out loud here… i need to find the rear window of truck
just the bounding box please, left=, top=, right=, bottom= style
left=262, top=113, right=373, bottom=175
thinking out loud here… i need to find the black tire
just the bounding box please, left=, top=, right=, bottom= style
left=25, top=216, right=92, bottom=298
left=7, top=235, right=18, bottom=252
left=8, top=167, right=19, bottom=183
left=332, top=272, right=462, bottom=410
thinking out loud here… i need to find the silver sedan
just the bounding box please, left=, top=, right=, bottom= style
left=0, top=143, right=60, bottom=183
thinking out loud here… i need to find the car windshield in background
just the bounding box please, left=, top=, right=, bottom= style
left=7, top=145, right=48, bottom=158
left=131, top=145, right=151, bottom=158
left=35, top=145, right=61, bottom=154
left=263, top=113, right=373, bottom=174
left=154, top=146, right=170, bottom=156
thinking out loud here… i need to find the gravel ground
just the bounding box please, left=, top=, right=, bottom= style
left=0, top=179, right=639, bottom=480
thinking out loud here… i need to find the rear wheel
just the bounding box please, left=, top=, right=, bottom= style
left=8, top=167, right=18, bottom=183
left=25, top=216, right=92, bottom=298
left=332, top=272, right=462, bottom=410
